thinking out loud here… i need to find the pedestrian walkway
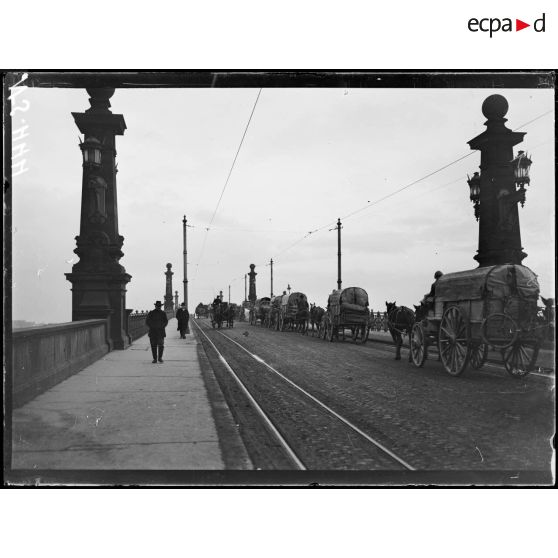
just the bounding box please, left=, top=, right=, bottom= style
left=11, top=319, right=244, bottom=470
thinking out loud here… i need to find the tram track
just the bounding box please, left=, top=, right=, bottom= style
left=193, top=319, right=415, bottom=471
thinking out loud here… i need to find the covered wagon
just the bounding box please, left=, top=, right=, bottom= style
left=323, top=287, right=370, bottom=343
left=278, top=292, right=309, bottom=332
left=249, top=297, right=271, bottom=326
left=410, top=264, right=542, bottom=377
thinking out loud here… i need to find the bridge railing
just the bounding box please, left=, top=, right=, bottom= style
left=128, top=310, right=149, bottom=341
left=368, top=311, right=389, bottom=332
left=12, top=319, right=111, bottom=408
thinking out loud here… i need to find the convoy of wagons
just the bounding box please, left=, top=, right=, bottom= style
left=200, top=261, right=547, bottom=379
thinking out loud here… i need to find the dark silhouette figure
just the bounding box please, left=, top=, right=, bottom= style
left=146, top=301, right=168, bottom=363
left=176, top=303, right=189, bottom=338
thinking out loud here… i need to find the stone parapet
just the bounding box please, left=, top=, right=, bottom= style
left=12, top=319, right=111, bottom=407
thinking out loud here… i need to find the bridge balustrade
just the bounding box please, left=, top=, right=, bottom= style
left=12, top=319, right=111, bottom=408
left=128, top=310, right=149, bottom=341
left=368, top=311, right=389, bottom=332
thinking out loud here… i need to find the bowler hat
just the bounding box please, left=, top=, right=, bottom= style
left=154, top=301, right=163, bottom=307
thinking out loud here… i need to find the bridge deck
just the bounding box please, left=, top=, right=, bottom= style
left=11, top=319, right=233, bottom=470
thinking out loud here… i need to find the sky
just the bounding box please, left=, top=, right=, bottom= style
left=11, top=85, right=555, bottom=324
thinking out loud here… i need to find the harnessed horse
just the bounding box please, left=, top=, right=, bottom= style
left=386, top=301, right=415, bottom=361
left=310, top=305, right=325, bottom=336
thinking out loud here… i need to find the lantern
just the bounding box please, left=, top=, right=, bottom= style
left=512, top=150, right=532, bottom=187
left=80, top=136, right=102, bottom=167
left=467, top=171, right=481, bottom=203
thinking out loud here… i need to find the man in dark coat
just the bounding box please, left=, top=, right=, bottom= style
left=146, top=301, right=168, bottom=363
left=176, top=302, right=190, bottom=338
left=422, top=271, right=444, bottom=311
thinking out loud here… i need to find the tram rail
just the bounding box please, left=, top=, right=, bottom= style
left=193, top=319, right=416, bottom=471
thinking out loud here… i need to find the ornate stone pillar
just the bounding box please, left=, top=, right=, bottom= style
left=65, top=88, right=131, bottom=349
left=468, top=95, right=527, bottom=266
left=164, top=263, right=174, bottom=311
left=174, top=290, right=179, bottom=310
left=248, top=264, right=257, bottom=303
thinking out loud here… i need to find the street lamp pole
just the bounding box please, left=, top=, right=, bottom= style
left=270, top=258, right=274, bottom=298
left=337, top=218, right=342, bottom=290
left=183, top=215, right=188, bottom=309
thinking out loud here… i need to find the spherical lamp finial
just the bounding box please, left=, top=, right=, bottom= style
left=482, top=94, right=509, bottom=120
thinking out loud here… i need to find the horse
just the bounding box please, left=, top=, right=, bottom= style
left=195, top=302, right=206, bottom=319
left=413, top=301, right=441, bottom=361
left=211, top=302, right=224, bottom=329
left=226, top=305, right=235, bottom=328
left=295, top=307, right=310, bottom=334
left=309, top=304, right=325, bottom=336
left=386, top=301, right=415, bottom=361
left=413, top=302, right=429, bottom=322
left=539, top=296, right=555, bottom=342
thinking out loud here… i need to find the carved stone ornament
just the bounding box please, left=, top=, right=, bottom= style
left=87, top=175, right=108, bottom=224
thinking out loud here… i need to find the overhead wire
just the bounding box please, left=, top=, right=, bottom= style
left=197, top=107, right=553, bottom=294
left=266, top=108, right=554, bottom=263
left=192, top=88, right=262, bottom=280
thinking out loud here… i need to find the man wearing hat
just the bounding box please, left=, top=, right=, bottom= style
left=176, top=302, right=190, bottom=339
left=421, top=271, right=444, bottom=311
left=145, top=301, right=168, bottom=363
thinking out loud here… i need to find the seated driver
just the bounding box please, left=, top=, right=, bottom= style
left=422, top=271, right=443, bottom=310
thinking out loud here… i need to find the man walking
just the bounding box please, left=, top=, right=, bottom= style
left=146, top=301, right=168, bottom=363
left=176, top=302, right=190, bottom=339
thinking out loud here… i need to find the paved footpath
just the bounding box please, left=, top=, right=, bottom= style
left=11, top=319, right=251, bottom=470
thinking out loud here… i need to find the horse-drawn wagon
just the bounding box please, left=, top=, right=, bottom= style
left=210, top=301, right=224, bottom=329
left=410, top=264, right=542, bottom=377
left=249, top=297, right=271, bottom=326
left=322, top=287, right=370, bottom=343
left=267, top=295, right=283, bottom=329
left=278, top=292, right=309, bottom=332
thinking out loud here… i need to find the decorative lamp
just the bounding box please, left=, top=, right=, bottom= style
left=80, top=136, right=102, bottom=166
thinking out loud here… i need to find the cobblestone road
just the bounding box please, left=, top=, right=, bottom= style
left=195, top=319, right=554, bottom=474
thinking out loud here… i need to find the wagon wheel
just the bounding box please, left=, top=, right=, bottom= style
left=410, top=322, right=427, bottom=368
left=501, top=339, right=540, bottom=379
left=481, top=313, right=518, bottom=350
left=351, top=325, right=367, bottom=344
left=438, top=306, right=470, bottom=377
left=469, top=342, right=488, bottom=370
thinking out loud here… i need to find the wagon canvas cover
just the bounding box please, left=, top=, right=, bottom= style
left=328, top=287, right=369, bottom=322
left=435, top=265, right=540, bottom=302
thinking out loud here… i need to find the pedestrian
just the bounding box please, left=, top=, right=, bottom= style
left=146, top=300, right=168, bottom=363
left=176, top=302, right=190, bottom=338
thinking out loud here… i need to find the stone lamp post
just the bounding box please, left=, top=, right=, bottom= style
left=467, top=94, right=530, bottom=267
left=65, top=88, right=131, bottom=349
